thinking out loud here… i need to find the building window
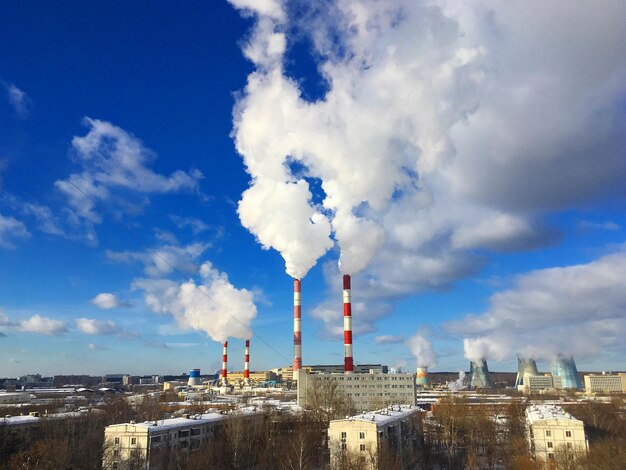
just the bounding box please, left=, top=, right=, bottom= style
left=341, top=432, right=347, bottom=440
left=547, top=442, right=553, bottom=448
left=359, top=432, right=366, bottom=439
left=112, top=464, right=118, bottom=470
left=114, top=437, right=120, bottom=445
left=546, top=430, right=552, bottom=437
left=341, top=443, right=347, bottom=451
left=566, top=430, right=572, bottom=437
left=566, top=442, right=572, bottom=450
left=131, top=437, right=136, bottom=445
left=360, top=444, right=366, bottom=451
left=548, top=453, right=554, bottom=460
left=113, top=450, right=120, bottom=457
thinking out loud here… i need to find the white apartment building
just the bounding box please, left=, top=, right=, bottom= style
left=583, top=373, right=626, bottom=394
left=328, top=405, right=422, bottom=469
left=526, top=404, right=588, bottom=466
left=519, top=373, right=562, bottom=394
left=297, top=372, right=416, bottom=412
left=103, top=411, right=259, bottom=470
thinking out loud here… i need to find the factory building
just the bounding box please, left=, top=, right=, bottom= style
left=103, top=411, right=261, bottom=470
left=526, top=404, right=588, bottom=465
left=518, top=373, right=563, bottom=394
left=297, top=372, right=416, bottom=412
left=328, top=405, right=422, bottom=469
left=583, top=373, right=626, bottom=394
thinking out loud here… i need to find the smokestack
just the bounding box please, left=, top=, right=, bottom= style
left=293, top=278, right=302, bottom=381
left=244, top=339, right=250, bottom=384
left=343, top=274, right=354, bottom=373
left=221, top=341, right=228, bottom=386
left=515, top=355, right=539, bottom=387
left=469, top=359, right=493, bottom=388
left=552, top=354, right=582, bottom=389
left=416, top=367, right=429, bottom=387
left=188, top=369, right=201, bottom=387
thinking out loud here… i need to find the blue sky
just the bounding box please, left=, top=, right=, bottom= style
left=1, top=0, right=625, bottom=376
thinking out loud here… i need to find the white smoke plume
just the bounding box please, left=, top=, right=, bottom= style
left=407, top=330, right=437, bottom=368
left=451, top=246, right=626, bottom=362
left=230, top=0, right=626, bottom=336
left=134, top=262, right=257, bottom=343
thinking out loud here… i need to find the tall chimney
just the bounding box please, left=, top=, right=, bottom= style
left=293, top=278, right=302, bottom=381
left=343, top=274, right=354, bottom=373
left=243, top=339, right=250, bottom=384
left=221, top=341, right=228, bottom=386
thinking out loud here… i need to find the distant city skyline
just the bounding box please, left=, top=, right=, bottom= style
left=1, top=1, right=625, bottom=376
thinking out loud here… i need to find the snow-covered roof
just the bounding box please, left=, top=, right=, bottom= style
left=336, top=405, right=420, bottom=427
left=526, top=404, right=580, bottom=424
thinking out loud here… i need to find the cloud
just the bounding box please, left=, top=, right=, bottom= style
left=54, top=118, right=203, bottom=241
left=18, top=315, right=67, bottom=335
left=133, top=261, right=257, bottom=343
left=0, top=332, right=6, bottom=338
left=91, top=293, right=130, bottom=309
left=374, top=335, right=404, bottom=345
left=4, top=82, right=32, bottom=119
left=106, top=242, right=209, bottom=277
left=446, top=246, right=626, bottom=361
left=75, top=318, right=121, bottom=335
left=0, top=213, right=30, bottom=249
left=169, top=215, right=211, bottom=235
left=577, top=220, right=620, bottom=232
left=88, top=343, right=108, bottom=350
left=231, top=0, right=626, bottom=337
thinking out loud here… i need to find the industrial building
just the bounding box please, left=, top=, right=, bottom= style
left=328, top=405, right=422, bottom=469
left=583, top=373, right=626, bottom=394
left=518, top=374, right=562, bottom=394
left=526, top=404, right=588, bottom=465
left=297, top=371, right=416, bottom=412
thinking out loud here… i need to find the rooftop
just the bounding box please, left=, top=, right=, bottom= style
left=526, top=404, right=580, bottom=424
left=333, top=405, right=420, bottom=427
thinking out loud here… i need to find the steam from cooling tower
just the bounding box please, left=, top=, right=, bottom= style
left=463, top=336, right=508, bottom=364
left=407, top=330, right=437, bottom=369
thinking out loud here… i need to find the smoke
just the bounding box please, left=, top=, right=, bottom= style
left=230, top=0, right=626, bottom=337
left=447, top=371, right=466, bottom=392
left=407, top=330, right=437, bottom=368
left=463, top=336, right=509, bottom=363
left=134, top=262, right=257, bottom=343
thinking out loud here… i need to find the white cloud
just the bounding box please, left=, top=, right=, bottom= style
left=18, top=315, right=67, bottom=335
left=88, top=343, right=108, bottom=350
left=133, top=262, right=257, bottom=343
left=407, top=331, right=437, bottom=369
left=374, top=335, right=404, bottom=345
left=91, top=293, right=130, bottom=309
left=75, top=318, right=121, bottom=335
left=5, top=83, right=31, bottom=119
left=54, top=118, right=203, bottom=240
left=169, top=215, right=211, bottom=235
left=106, top=242, right=209, bottom=277
left=0, top=213, right=30, bottom=249
left=446, top=246, right=626, bottom=361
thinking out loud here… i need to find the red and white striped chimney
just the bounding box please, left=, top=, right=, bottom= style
left=293, top=278, right=302, bottom=380
left=221, top=341, right=228, bottom=386
left=343, top=274, right=354, bottom=373
left=243, top=339, right=250, bottom=384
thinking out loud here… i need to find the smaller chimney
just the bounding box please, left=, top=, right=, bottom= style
left=293, top=278, right=302, bottom=381
left=243, top=339, right=250, bottom=384
left=221, top=341, right=228, bottom=386
left=343, top=275, right=354, bottom=373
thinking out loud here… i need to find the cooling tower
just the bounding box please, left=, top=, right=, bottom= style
left=469, top=359, right=494, bottom=388
left=515, top=356, right=539, bottom=387
left=416, top=367, right=429, bottom=387
left=188, top=369, right=201, bottom=387
left=552, top=354, right=582, bottom=389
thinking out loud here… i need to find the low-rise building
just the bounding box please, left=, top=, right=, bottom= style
left=526, top=404, right=588, bottom=466
left=583, top=373, right=626, bottom=394
left=297, top=372, right=416, bottom=412
left=102, top=410, right=260, bottom=470
left=328, top=405, right=422, bottom=469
